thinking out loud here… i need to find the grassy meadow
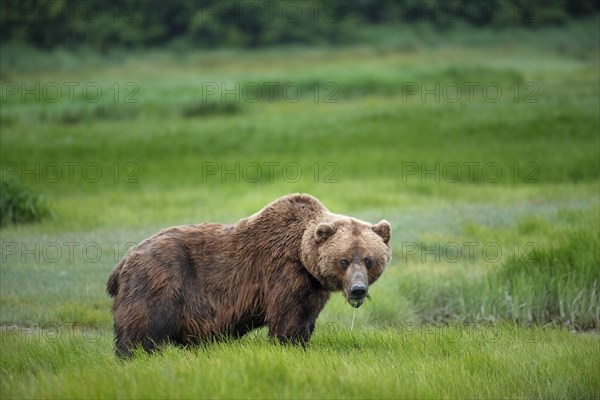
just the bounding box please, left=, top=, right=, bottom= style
left=1, top=20, right=599, bottom=399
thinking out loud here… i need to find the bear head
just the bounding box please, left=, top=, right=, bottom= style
left=302, top=217, right=392, bottom=308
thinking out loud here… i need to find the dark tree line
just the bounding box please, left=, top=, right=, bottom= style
left=1, top=0, right=598, bottom=50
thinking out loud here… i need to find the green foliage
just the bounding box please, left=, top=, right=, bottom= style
left=0, top=178, right=52, bottom=227
left=1, top=0, right=598, bottom=50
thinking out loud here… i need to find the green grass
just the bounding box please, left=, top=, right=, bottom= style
left=483, top=223, right=600, bottom=328
left=1, top=325, right=598, bottom=399
left=389, top=211, right=600, bottom=329
left=1, top=21, right=599, bottom=398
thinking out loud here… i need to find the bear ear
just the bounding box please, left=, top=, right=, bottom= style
left=315, top=223, right=336, bottom=244
left=372, top=220, right=391, bottom=245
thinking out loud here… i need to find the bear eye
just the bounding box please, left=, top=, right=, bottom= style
left=340, top=259, right=349, bottom=268
left=364, top=257, right=373, bottom=269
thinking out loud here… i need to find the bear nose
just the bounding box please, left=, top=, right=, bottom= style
left=350, top=284, right=367, bottom=298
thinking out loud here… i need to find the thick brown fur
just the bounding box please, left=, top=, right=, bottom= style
left=107, top=194, right=391, bottom=356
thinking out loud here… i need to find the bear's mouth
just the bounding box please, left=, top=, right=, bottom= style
left=348, top=297, right=365, bottom=308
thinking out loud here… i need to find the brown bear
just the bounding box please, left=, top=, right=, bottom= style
left=107, top=194, right=391, bottom=356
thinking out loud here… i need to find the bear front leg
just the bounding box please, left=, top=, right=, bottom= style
left=267, top=310, right=316, bottom=346
left=266, top=284, right=329, bottom=346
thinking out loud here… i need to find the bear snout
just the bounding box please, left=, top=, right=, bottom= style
left=345, top=266, right=369, bottom=308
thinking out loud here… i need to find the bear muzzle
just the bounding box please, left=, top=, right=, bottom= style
left=345, top=266, right=369, bottom=308
left=348, top=284, right=368, bottom=308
